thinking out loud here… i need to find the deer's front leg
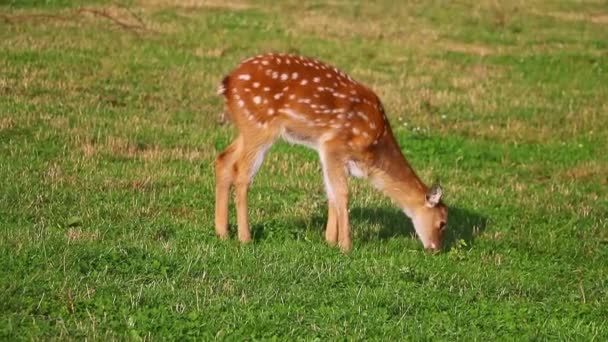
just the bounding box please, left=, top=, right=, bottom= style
left=215, top=136, right=243, bottom=239
left=320, top=144, right=351, bottom=252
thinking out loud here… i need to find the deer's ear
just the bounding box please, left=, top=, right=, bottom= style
left=425, top=184, right=443, bottom=207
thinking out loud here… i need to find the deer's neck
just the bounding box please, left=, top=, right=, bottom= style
left=369, top=133, right=428, bottom=217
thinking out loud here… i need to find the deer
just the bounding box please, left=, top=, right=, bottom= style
left=215, top=53, right=448, bottom=252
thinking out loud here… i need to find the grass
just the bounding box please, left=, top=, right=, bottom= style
left=1, top=0, right=607, bottom=339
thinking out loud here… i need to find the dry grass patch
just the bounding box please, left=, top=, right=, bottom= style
left=534, top=10, right=608, bottom=25
left=559, top=161, right=608, bottom=185
left=194, top=47, right=228, bottom=58
left=290, top=11, right=439, bottom=48
left=442, top=41, right=501, bottom=56
left=0, top=5, right=155, bottom=34
left=81, top=136, right=209, bottom=162
left=0, top=117, right=14, bottom=130
left=139, top=0, right=252, bottom=11
left=67, top=228, right=99, bottom=243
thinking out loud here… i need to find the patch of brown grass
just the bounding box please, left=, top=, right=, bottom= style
left=139, top=0, right=252, bottom=11
left=81, top=136, right=206, bottom=162
left=194, top=47, right=228, bottom=58
left=535, top=10, right=608, bottom=25
left=67, top=228, right=99, bottom=242
left=0, top=5, right=155, bottom=33
left=559, top=161, right=608, bottom=185
left=442, top=41, right=500, bottom=56
left=0, top=117, right=14, bottom=130
left=289, top=10, right=439, bottom=48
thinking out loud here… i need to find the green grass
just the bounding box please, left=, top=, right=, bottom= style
left=1, top=0, right=607, bottom=339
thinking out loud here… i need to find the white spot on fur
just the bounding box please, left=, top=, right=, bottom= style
left=278, top=108, right=307, bottom=121
left=291, top=72, right=298, bottom=79
left=281, top=73, right=288, bottom=81
left=356, top=111, right=369, bottom=121
left=253, top=96, right=261, bottom=104
left=313, top=77, right=320, bottom=83
left=238, top=74, right=251, bottom=80
left=253, top=82, right=260, bottom=88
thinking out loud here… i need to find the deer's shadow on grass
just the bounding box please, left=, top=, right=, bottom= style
left=255, top=205, right=487, bottom=250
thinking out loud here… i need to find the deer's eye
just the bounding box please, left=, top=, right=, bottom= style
left=439, top=221, right=447, bottom=231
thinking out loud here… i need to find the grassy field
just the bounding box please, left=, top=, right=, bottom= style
left=1, top=0, right=607, bottom=339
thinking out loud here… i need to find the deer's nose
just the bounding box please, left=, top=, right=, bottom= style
left=425, top=243, right=441, bottom=253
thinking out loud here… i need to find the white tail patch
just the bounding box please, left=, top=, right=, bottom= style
left=217, top=83, right=226, bottom=95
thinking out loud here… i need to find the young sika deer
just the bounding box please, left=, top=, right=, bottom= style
left=215, top=53, right=448, bottom=252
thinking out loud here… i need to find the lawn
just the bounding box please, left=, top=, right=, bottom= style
left=1, top=0, right=607, bottom=339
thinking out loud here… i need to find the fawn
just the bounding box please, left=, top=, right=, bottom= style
left=215, top=53, right=447, bottom=252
